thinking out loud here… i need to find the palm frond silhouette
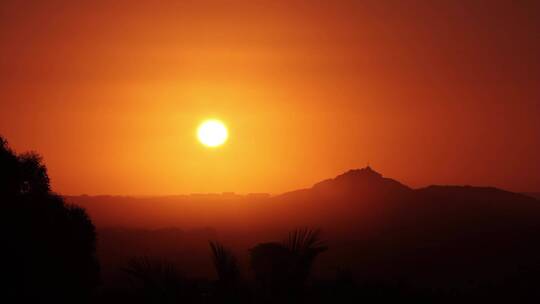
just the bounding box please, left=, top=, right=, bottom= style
left=284, top=228, right=328, bottom=258
left=250, top=228, right=328, bottom=301
left=209, top=241, right=240, bottom=284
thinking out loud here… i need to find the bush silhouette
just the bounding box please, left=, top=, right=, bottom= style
left=0, top=136, right=99, bottom=303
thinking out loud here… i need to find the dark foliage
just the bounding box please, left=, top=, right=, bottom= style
left=250, top=228, right=327, bottom=303
left=0, top=136, right=99, bottom=303
left=209, top=241, right=240, bottom=284
left=122, top=256, right=194, bottom=304
left=209, top=241, right=245, bottom=302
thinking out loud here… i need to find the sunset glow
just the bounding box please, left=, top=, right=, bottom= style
left=3, top=1, right=540, bottom=302
left=0, top=1, right=539, bottom=196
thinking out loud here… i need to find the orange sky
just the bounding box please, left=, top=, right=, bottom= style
left=1, top=0, right=539, bottom=195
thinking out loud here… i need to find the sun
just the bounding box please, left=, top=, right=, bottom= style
left=197, top=119, right=228, bottom=147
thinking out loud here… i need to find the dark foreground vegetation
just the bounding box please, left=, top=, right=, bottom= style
left=0, top=137, right=99, bottom=303
left=3, top=134, right=540, bottom=303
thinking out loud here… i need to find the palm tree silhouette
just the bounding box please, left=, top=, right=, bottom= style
left=283, top=228, right=328, bottom=287
left=250, top=228, right=327, bottom=302
left=209, top=241, right=240, bottom=285
left=209, top=241, right=242, bottom=301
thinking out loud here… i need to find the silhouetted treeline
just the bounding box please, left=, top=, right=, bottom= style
left=0, top=136, right=99, bottom=303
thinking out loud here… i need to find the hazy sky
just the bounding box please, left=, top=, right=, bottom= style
left=1, top=0, right=539, bottom=195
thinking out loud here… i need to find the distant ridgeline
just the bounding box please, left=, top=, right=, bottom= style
left=68, top=166, right=540, bottom=300
left=526, top=192, right=540, bottom=200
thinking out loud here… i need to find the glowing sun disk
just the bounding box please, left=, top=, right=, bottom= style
left=197, top=119, right=228, bottom=147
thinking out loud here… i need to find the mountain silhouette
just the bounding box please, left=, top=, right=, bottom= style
left=67, top=167, right=540, bottom=302
left=280, top=166, right=533, bottom=203
left=70, top=166, right=539, bottom=239
left=270, top=167, right=538, bottom=232
left=313, top=166, right=412, bottom=194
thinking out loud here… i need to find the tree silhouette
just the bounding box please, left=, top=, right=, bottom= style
left=209, top=241, right=241, bottom=301
left=283, top=228, right=328, bottom=286
left=0, top=135, right=99, bottom=303
left=209, top=241, right=240, bottom=286
left=250, top=228, right=327, bottom=302
left=0, top=137, right=21, bottom=196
